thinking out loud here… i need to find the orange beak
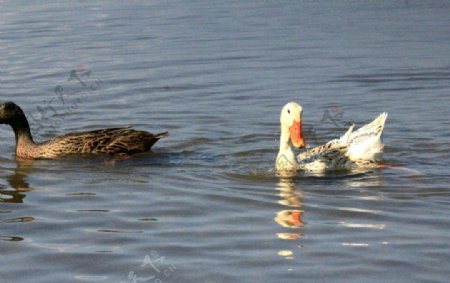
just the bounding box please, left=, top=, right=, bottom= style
left=289, top=119, right=305, bottom=148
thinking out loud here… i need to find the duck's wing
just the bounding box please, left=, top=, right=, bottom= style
left=42, top=127, right=168, bottom=157
left=296, top=113, right=388, bottom=172
left=297, top=144, right=353, bottom=172
left=103, top=129, right=168, bottom=155
left=298, top=124, right=353, bottom=160
left=297, top=125, right=354, bottom=171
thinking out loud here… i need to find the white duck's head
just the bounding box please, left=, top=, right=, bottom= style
left=280, top=102, right=305, bottom=148
left=276, top=102, right=306, bottom=175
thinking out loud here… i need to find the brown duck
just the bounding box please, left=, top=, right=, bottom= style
left=0, top=102, right=168, bottom=159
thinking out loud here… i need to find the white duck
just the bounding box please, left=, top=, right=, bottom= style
left=276, top=102, right=388, bottom=175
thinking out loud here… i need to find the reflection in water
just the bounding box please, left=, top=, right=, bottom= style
left=274, top=210, right=304, bottom=229
left=277, top=250, right=294, bottom=260
left=0, top=159, right=34, bottom=203
left=0, top=235, right=24, bottom=241
left=339, top=222, right=385, bottom=229
left=274, top=178, right=304, bottom=259
left=274, top=178, right=304, bottom=227
left=343, top=170, right=385, bottom=188
left=339, top=172, right=386, bottom=247
left=276, top=178, right=303, bottom=208
left=0, top=159, right=35, bottom=242
left=0, top=216, right=35, bottom=223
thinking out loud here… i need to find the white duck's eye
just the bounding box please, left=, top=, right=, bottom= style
left=287, top=109, right=290, bottom=114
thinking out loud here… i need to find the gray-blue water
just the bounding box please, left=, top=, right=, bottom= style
left=1, top=1, right=450, bottom=282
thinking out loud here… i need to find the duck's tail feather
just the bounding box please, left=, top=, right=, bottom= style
left=347, top=113, right=388, bottom=161
left=351, top=112, right=388, bottom=139
left=155, top=131, right=169, bottom=139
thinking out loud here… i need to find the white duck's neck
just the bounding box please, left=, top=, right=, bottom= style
left=276, top=126, right=298, bottom=172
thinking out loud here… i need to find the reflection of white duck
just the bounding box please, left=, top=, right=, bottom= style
left=276, top=102, right=388, bottom=175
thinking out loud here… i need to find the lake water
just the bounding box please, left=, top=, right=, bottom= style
left=1, top=1, right=450, bottom=282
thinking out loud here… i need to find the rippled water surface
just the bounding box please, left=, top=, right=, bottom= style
left=1, top=1, right=450, bottom=282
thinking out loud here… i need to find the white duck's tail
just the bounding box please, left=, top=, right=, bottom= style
left=347, top=112, right=388, bottom=161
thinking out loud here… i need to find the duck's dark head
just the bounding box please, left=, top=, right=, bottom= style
left=0, top=102, right=35, bottom=147
left=0, top=102, right=26, bottom=123
left=0, top=102, right=28, bottom=126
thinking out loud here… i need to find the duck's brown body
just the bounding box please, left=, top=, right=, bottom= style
left=0, top=102, right=168, bottom=159
left=16, top=127, right=168, bottom=159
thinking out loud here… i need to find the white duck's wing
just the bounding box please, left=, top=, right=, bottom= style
left=296, top=113, right=387, bottom=172
left=347, top=112, right=388, bottom=161
left=297, top=125, right=354, bottom=171
left=297, top=124, right=353, bottom=160
left=297, top=146, right=353, bottom=172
